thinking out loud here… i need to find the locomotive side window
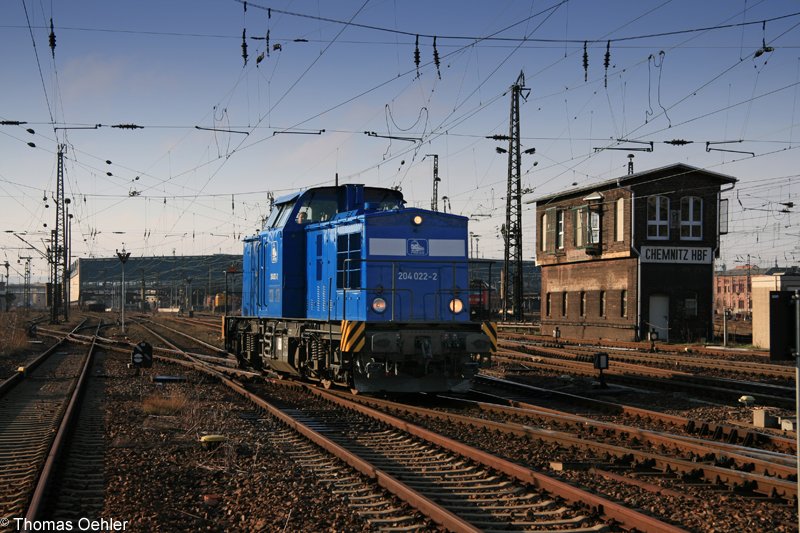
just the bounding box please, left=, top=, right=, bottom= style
left=336, top=233, right=361, bottom=289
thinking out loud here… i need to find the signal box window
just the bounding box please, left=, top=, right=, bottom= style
left=647, top=196, right=669, bottom=239
left=561, top=292, right=567, bottom=317
left=545, top=293, right=551, bottom=317
left=574, top=208, right=585, bottom=247
left=336, top=234, right=361, bottom=289
left=540, top=213, right=548, bottom=252
left=544, top=208, right=565, bottom=253
left=680, top=196, right=702, bottom=240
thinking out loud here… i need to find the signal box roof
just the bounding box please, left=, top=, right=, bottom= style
left=529, top=163, right=737, bottom=205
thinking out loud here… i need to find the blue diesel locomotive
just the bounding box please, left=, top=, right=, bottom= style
left=224, top=184, right=496, bottom=393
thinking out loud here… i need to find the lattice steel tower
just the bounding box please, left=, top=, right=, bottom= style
left=502, top=72, right=527, bottom=321
left=51, top=145, right=66, bottom=323
left=20, top=257, right=32, bottom=309
left=427, top=154, right=440, bottom=212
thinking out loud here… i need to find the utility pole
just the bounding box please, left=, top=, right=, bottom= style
left=19, top=257, right=32, bottom=309
left=63, top=198, right=71, bottom=320
left=426, top=154, right=440, bottom=212
left=501, top=71, right=528, bottom=321
left=49, top=229, right=58, bottom=323
left=793, top=289, right=800, bottom=528
left=746, top=253, right=752, bottom=319
left=56, top=145, right=66, bottom=321
left=116, top=246, right=131, bottom=334
left=140, top=269, right=146, bottom=312
left=3, top=261, right=9, bottom=312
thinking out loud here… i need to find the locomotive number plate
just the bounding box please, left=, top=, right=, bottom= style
left=397, top=270, right=438, bottom=281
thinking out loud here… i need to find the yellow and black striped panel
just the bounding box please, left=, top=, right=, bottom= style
left=340, top=320, right=365, bottom=353
left=481, top=321, right=498, bottom=352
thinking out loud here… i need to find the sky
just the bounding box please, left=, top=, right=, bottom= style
left=1, top=0, right=799, bottom=282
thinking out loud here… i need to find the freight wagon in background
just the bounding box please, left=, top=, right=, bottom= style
left=224, top=184, right=496, bottom=393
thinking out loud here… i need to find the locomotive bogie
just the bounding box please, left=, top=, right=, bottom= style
left=225, top=315, right=489, bottom=393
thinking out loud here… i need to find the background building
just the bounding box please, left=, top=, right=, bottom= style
left=69, top=254, right=242, bottom=313
left=534, top=163, right=736, bottom=342
left=751, top=266, right=800, bottom=352
left=714, top=264, right=761, bottom=319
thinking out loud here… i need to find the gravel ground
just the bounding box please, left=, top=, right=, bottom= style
left=102, top=354, right=377, bottom=532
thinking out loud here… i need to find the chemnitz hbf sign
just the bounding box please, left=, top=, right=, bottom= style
left=640, top=246, right=712, bottom=264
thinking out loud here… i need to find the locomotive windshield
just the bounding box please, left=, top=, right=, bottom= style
left=264, top=186, right=405, bottom=230
left=264, top=201, right=296, bottom=229
left=364, top=188, right=404, bottom=211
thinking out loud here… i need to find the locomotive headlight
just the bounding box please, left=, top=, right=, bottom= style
left=372, top=297, right=387, bottom=313
left=412, top=215, right=423, bottom=225
left=449, top=298, right=464, bottom=314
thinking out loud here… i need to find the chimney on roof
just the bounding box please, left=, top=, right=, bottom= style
left=627, top=154, right=634, bottom=175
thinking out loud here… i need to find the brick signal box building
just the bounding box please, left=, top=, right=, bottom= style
left=533, top=163, right=736, bottom=342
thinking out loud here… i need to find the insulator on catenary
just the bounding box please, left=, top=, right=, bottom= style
left=49, top=18, right=56, bottom=58
left=433, top=36, right=441, bottom=80
left=414, top=35, right=420, bottom=77
left=604, top=41, right=610, bottom=88
left=583, top=41, right=588, bottom=82
left=242, top=28, right=248, bottom=66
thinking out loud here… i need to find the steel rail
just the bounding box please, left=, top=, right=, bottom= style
left=439, top=393, right=798, bottom=474
left=307, top=387, right=685, bottom=533
left=465, top=388, right=796, bottom=466
left=139, top=355, right=482, bottom=533
left=502, top=336, right=793, bottom=378
left=493, top=351, right=796, bottom=408
left=0, top=319, right=88, bottom=397
left=497, top=327, right=770, bottom=358
left=138, top=317, right=225, bottom=354
left=24, top=324, right=101, bottom=522
left=476, top=374, right=796, bottom=454
left=330, top=389, right=797, bottom=501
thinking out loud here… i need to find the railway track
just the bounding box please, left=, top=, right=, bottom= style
left=495, top=346, right=796, bottom=409
left=339, top=385, right=797, bottom=502
left=30, top=314, right=795, bottom=530
left=241, top=381, right=675, bottom=531
left=496, top=326, right=769, bottom=359
left=474, top=374, right=796, bottom=455
left=128, top=323, right=677, bottom=531
left=0, top=320, right=100, bottom=524
left=501, top=335, right=792, bottom=380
